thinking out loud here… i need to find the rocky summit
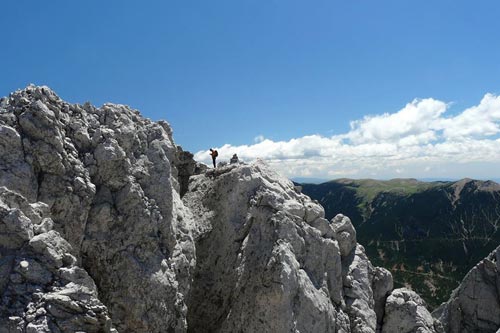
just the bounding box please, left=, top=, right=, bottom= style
left=0, top=86, right=499, bottom=333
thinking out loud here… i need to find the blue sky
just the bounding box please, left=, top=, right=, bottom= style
left=1, top=1, right=500, bottom=179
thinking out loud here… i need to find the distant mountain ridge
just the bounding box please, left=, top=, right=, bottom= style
left=300, top=177, right=500, bottom=309
left=293, top=177, right=500, bottom=184
left=290, top=177, right=329, bottom=184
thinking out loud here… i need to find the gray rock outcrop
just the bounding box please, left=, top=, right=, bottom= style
left=184, top=162, right=345, bottom=332
left=183, top=161, right=392, bottom=333
left=331, top=214, right=357, bottom=257
left=433, top=245, right=500, bottom=333
left=1, top=85, right=196, bottom=332
left=382, top=288, right=439, bottom=333
left=372, top=267, right=393, bottom=332
left=0, top=187, right=113, bottom=332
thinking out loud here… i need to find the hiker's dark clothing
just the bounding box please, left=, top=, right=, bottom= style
left=210, top=149, right=218, bottom=168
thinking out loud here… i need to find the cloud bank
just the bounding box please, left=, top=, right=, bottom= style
left=194, top=94, right=500, bottom=179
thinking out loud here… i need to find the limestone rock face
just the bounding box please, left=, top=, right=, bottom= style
left=331, top=214, right=357, bottom=257
left=184, top=162, right=343, bottom=332
left=342, top=244, right=378, bottom=333
left=372, top=267, right=393, bottom=332
left=0, top=85, right=196, bottom=332
left=382, top=288, right=438, bottom=333
left=433, top=245, right=500, bottom=333
left=0, top=187, right=114, bottom=333
left=183, top=161, right=389, bottom=333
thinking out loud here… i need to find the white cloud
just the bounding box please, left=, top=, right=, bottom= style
left=193, top=93, right=500, bottom=179
left=254, top=135, right=265, bottom=143
left=440, top=93, right=500, bottom=139
left=346, top=98, right=447, bottom=145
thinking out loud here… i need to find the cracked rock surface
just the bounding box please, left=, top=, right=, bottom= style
left=183, top=162, right=391, bottom=333
left=1, top=85, right=196, bottom=332
left=433, top=245, right=500, bottom=333
left=0, top=187, right=114, bottom=332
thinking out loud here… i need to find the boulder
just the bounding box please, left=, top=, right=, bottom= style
left=331, top=214, right=357, bottom=257
left=382, top=288, right=438, bottom=333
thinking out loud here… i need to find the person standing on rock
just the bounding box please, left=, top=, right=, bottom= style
left=209, top=148, right=218, bottom=168
left=230, top=153, right=239, bottom=164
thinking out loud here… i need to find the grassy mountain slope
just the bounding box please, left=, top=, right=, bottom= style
left=301, top=178, right=500, bottom=309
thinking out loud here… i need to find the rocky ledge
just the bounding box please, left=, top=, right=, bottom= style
left=0, top=86, right=499, bottom=333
